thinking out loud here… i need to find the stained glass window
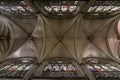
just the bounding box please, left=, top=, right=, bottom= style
left=85, top=1, right=120, bottom=17
left=42, top=60, right=77, bottom=78
left=0, top=0, right=33, bottom=15
left=41, top=1, right=80, bottom=17
left=84, top=58, right=120, bottom=77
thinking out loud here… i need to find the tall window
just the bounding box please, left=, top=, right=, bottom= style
left=84, top=58, right=120, bottom=77
left=42, top=60, right=77, bottom=78
left=0, top=0, right=33, bottom=15
left=0, top=58, right=35, bottom=78
left=85, top=1, right=120, bottom=16
left=42, top=1, right=80, bottom=17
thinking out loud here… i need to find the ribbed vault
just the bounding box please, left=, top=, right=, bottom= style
left=107, top=17, right=120, bottom=62
left=0, top=11, right=120, bottom=64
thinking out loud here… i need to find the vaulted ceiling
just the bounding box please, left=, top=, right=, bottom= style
left=0, top=0, right=120, bottom=64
